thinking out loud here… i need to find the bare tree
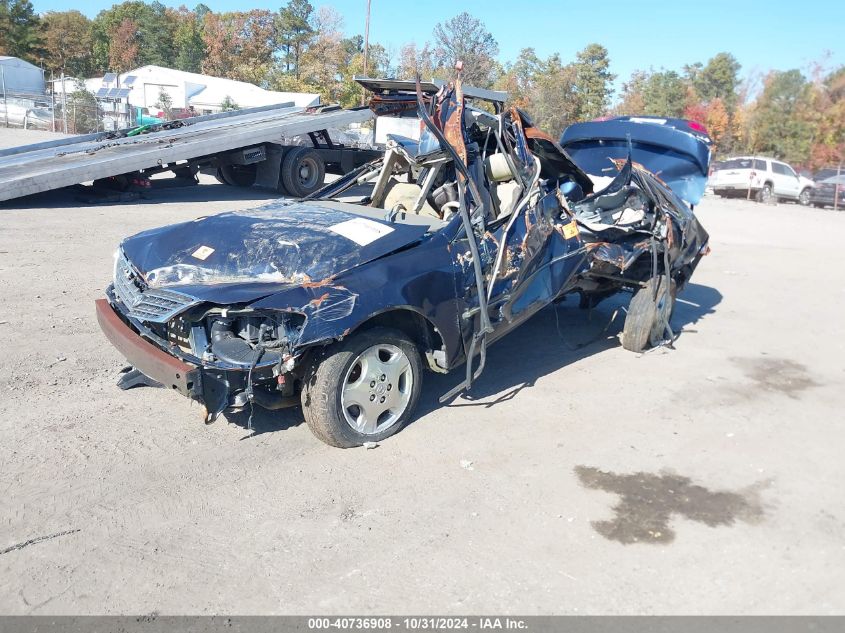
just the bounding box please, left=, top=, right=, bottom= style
left=432, top=12, right=499, bottom=87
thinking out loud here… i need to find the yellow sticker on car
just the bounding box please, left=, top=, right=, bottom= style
left=561, top=221, right=579, bottom=240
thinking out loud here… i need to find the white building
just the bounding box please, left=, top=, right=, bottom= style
left=0, top=56, right=46, bottom=95
left=80, top=65, right=319, bottom=114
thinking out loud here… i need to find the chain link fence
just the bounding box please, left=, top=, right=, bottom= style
left=0, top=86, right=120, bottom=135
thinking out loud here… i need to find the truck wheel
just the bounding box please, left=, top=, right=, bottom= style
left=755, top=183, right=773, bottom=203
left=621, top=277, right=676, bottom=353
left=218, top=164, right=257, bottom=187
left=281, top=147, right=326, bottom=197
left=301, top=327, right=423, bottom=448
left=799, top=188, right=812, bottom=206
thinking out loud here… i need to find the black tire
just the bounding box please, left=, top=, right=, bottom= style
left=755, top=183, right=773, bottom=203
left=218, top=163, right=257, bottom=187
left=621, top=277, right=676, bottom=353
left=300, top=327, right=423, bottom=448
left=281, top=147, right=326, bottom=197
left=799, top=188, right=812, bottom=206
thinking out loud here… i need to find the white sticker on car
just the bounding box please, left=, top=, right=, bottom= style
left=328, top=218, right=394, bottom=246
left=191, top=245, right=215, bottom=260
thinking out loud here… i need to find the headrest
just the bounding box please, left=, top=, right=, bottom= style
left=485, top=153, right=514, bottom=183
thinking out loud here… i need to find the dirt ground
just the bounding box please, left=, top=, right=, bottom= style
left=1, top=129, right=844, bottom=614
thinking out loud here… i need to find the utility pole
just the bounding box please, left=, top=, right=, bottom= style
left=363, top=0, right=371, bottom=76
left=61, top=72, right=68, bottom=134
left=361, top=0, right=371, bottom=105
left=50, top=70, right=55, bottom=132
left=1, top=65, right=8, bottom=128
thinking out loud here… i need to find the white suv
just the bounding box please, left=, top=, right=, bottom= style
left=710, top=156, right=814, bottom=205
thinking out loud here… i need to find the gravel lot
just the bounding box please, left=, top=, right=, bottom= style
left=1, top=129, right=844, bottom=614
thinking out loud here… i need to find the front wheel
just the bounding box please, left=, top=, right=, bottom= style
left=301, top=327, right=423, bottom=448
left=621, top=277, right=676, bottom=353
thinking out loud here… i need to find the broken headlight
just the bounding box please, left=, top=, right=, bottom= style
left=181, top=310, right=304, bottom=368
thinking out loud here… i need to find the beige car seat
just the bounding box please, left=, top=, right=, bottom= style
left=382, top=180, right=440, bottom=219
left=485, top=153, right=522, bottom=218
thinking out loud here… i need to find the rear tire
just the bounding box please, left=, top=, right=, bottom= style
left=281, top=147, right=326, bottom=197
left=755, top=183, right=773, bottom=204
left=621, top=277, right=676, bottom=353
left=799, top=188, right=812, bottom=206
left=301, top=327, right=423, bottom=448
left=218, top=163, right=257, bottom=187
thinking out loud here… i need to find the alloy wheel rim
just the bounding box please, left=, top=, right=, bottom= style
left=341, top=343, right=413, bottom=435
left=800, top=190, right=810, bottom=205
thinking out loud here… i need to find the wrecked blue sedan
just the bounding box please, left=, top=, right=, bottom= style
left=96, top=78, right=710, bottom=447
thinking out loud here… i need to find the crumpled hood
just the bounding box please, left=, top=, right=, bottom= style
left=120, top=200, right=429, bottom=303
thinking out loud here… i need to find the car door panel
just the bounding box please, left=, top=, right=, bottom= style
left=451, top=190, right=586, bottom=349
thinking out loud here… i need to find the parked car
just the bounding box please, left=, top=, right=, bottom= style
left=710, top=156, right=814, bottom=205
left=0, top=102, right=52, bottom=129
left=812, top=167, right=842, bottom=182
left=809, top=175, right=845, bottom=209
left=96, top=78, right=710, bottom=448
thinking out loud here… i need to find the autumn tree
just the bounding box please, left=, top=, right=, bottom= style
left=397, top=42, right=438, bottom=81
left=169, top=6, right=205, bottom=73
left=432, top=12, right=499, bottom=87
left=298, top=6, right=345, bottom=102
left=41, top=10, right=93, bottom=76
left=92, top=1, right=176, bottom=72
left=619, top=69, right=687, bottom=117
left=495, top=48, right=581, bottom=137
left=807, top=66, right=845, bottom=168
left=109, top=17, right=140, bottom=74
left=202, top=10, right=277, bottom=84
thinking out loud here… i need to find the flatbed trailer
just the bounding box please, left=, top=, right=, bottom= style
left=0, top=102, right=378, bottom=203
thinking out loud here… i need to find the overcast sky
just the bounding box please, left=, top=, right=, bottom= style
left=37, top=0, right=845, bottom=94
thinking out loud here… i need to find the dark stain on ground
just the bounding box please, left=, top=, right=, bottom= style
left=575, top=466, right=767, bottom=544
left=732, top=356, right=819, bottom=399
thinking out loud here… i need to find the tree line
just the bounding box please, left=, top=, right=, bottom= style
left=1, top=0, right=842, bottom=168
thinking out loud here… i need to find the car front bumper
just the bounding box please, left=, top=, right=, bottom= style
left=96, top=298, right=200, bottom=397
left=95, top=298, right=236, bottom=420
left=96, top=297, right=298, bottom=421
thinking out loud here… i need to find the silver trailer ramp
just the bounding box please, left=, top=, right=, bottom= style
left=0, top=103, right=373, bottom=202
